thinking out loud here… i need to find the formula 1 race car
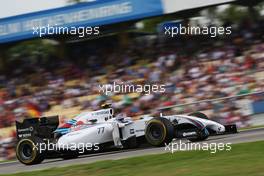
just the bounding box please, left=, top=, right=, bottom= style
left=15, top=107, right=237, bottom=165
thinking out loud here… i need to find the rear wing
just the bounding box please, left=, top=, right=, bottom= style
left=16, top=116, right=59, bottom=140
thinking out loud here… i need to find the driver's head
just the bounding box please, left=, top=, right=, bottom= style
left=101, top=103, right=111, bottom=109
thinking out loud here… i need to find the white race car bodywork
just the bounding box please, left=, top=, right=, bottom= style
left=56, top=109, right=225, bottom=150
left=164, top=114, right=225, bottom=133
left=15, top=108, right=236, bottom=165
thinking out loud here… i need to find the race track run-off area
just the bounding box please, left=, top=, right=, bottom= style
left=0, top=128, right=264, bottom=175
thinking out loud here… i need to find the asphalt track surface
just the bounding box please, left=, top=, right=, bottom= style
left=1, top=128, right=264, bottom=174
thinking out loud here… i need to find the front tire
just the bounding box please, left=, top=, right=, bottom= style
left=145, top=118, right=174, bottom=146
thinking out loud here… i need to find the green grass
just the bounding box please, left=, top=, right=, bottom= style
left=0, top=160, right=15, bottom=163
left=2, top=141, right=264, bottom=176
left=239, top=125, right=264, bottom=131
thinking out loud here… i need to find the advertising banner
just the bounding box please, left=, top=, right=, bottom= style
left=0, top=0, right=163, bottom=43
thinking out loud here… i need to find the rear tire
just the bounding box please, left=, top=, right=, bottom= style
left=16, top=138, right=46, bottom=165
left=145, top=118, right=174, bottom=146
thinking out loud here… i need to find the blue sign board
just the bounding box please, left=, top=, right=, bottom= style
left=0, top=0, right=163, bottom=43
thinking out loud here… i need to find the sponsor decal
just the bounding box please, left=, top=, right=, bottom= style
left=182, top=131, right=197, bottom=137
left=17, top=126, right=34, bottom=133
left=135, top=129, right=145, bottom=132
left=130, top=129, right=135, bottom=134
left=18, top=133, right=32, bottom=138
left=92, top=110, right=110, bottom=115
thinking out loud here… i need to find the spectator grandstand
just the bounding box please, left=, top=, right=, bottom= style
left=0, top=18, right=263, bottom=129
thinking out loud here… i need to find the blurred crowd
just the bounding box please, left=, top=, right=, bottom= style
left=1, top=18, right=264, bottom=160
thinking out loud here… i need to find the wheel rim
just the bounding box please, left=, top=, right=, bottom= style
left=148, top=123, right=164, bottom=141
left=20, top=143, right=33, bottom=160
